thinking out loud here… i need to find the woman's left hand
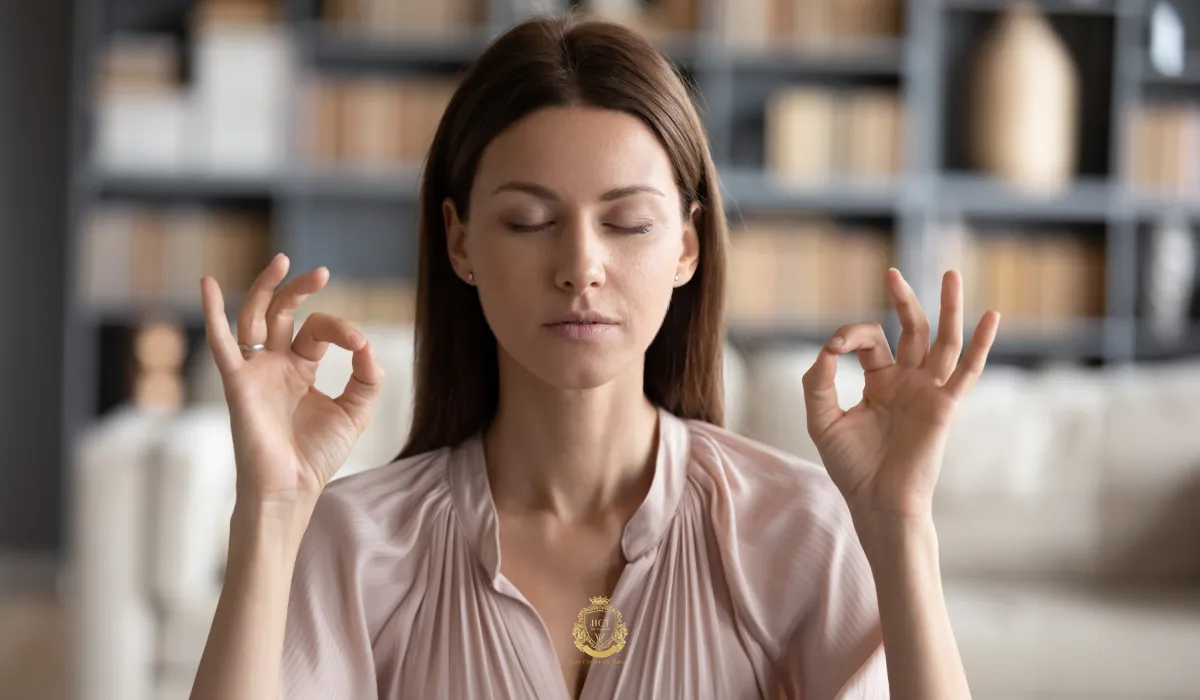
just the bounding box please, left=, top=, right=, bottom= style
left=802, top=268, right=1001, bottom=521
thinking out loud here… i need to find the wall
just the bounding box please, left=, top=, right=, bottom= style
left=0, top=1, right=72, bottom=553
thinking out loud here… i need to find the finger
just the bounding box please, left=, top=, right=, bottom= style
left=237, top=253, right=289, bottom=347
left=291, top=312, right=365, bottom=364
left=827, top=322, right=894, bottom=373
left=801, top=348, right=845, bottom=439
left=925, top=270, right=965, bottom=381
left=944, top=311, right=1001, bottom=399
left=887, top=268, right=930, bottom=369
left=200, top=276, right=242, bottom=376
left=265, top=266, right=330, bottom=352
left=334, top=339, right=386, bottom=434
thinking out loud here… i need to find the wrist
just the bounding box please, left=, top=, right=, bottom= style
left=228, top=497, right=315, bottom=562
left=849, top=507, right=939, bottom=570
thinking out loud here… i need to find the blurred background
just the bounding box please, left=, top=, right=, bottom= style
left=3, top=0, right=1200, bottom=698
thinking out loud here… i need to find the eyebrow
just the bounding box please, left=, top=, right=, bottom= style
left=491, top=182, right=666, bottom=201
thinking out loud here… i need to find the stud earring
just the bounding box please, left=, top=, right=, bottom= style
left=674, top=274, right=680, bottom=282
left=467, top=271, right=475, bottom=284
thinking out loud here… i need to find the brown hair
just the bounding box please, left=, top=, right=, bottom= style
left=398, top=13, right=729, bottom=459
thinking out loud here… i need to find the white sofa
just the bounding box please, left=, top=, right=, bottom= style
left=66, top=324, right=1200, bottom=700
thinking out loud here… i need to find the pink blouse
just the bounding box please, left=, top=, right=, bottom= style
left=281, top=406, right=888, bottom=699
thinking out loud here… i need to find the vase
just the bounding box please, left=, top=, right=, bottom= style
left=968, top=1, right=1080, bottom=194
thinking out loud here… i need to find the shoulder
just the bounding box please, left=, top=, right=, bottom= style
left=679, top=419, right=873, bottom=649
left=300, top=445, right=455, bottom=559
left=682, top=418, right=853, bottom=535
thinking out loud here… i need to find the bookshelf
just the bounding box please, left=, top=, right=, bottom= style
left=61, top=0, right=1200, bottom=456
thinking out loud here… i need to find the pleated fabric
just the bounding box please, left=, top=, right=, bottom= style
left=281, top=407, right=888, bottom=700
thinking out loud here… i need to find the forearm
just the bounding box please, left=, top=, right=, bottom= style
left=190, top=500, right=314, bottom=700
left=851, top=510, right=971, bottom=700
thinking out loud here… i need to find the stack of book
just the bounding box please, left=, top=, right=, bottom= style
left=323, top=0, right=485, bottom=39
left=305, top=77, right=459, bottom=170
left=580, top=0, right=701, bottom=35
left=1127, top=101, right=1200, bottom=197
left=93, top=36, right=189, bottom=173
left=726, top=218, right=893, bottom=325
left=297, top=280, right=419, bottom=326
left=765, top=87, right=905, bottom=186
left=79, top=205, right=271, bottom=310
left=939, top=219, right=1106, bottom=326
left=93, top=0, right=290, bottom=177
left=720, top=0, right=904, bottom=50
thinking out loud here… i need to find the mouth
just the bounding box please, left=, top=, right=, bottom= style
left=546, top=313, right=619, bottom=326
left=545, top=315, right=618, bottom=340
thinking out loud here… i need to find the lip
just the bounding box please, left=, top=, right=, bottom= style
left=546, top=321, right=617, bottom=341
left=548, top=310, right=619, bottom=325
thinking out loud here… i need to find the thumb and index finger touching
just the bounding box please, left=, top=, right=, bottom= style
left=800, top=269, right=1003, bottom=439
left=802, top=321, right=892, bottom=438
left=199, top=257, right=385, bottom=428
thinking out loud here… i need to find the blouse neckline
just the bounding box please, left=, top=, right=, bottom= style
left=447, top=405, right=691, bottom=587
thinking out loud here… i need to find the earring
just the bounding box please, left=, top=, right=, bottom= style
left=674, top=274, right=680, bottom=282
left=467, top=271, right=475, bottom=284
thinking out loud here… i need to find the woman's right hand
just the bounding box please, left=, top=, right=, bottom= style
left=200, top=253, right=385, bottom=509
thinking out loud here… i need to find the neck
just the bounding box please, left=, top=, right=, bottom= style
left=482, top=351, right=660, bottom=526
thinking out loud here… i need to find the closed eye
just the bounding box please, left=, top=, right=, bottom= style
left=506, top=222, right=651, bottom=234
left=506, top=221, right=555, bottom=233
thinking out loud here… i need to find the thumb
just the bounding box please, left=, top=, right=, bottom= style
left=334, top=340, right=385, bottom=434
left=801, top=348, right=844, bottom=440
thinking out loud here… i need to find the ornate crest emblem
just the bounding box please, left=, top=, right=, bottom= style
left=572, top=596, right=629, bottom=658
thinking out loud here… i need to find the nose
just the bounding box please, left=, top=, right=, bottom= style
left=553, top=218, right=606, bottom=293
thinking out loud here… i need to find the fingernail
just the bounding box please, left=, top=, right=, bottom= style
left=829, top=336, right=844, bottom=348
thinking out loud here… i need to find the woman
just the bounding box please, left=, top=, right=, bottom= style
left=190, top=14, right=998, bottom=700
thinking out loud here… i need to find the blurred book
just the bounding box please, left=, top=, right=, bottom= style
left=79, top=205, right=271, bottom=311
left=938, top=220, right=1106, bottom=329
left=191, top=0, right=278, bottom=27
left=92, top=2, right=290, bottom=177
left=304, top=76, right=459, bottom=170
left=324, top=0, right=485, bottom=39
left=298, top=279, right=418, bottom=326
left=192, top=17, right=291, bottom=176
left=726, top=218, right=892, bottom=326
left=96, top=34, right=181, bottom=98
left=722, top=0, right=904, bottom=50
left=93, top=35, right=190, bottom=173
left=582, top=0, right=701, bottom=35
left=1127, top=101, right=1200, bottom=198
left=765, top=86, right=905, bottom=186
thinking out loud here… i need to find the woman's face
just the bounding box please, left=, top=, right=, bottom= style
left=444, top=105, right=700, bottom=391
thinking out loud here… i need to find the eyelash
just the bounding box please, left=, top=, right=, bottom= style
left=505, top=222, right=653, bottom=235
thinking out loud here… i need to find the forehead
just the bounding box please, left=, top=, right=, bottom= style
left=472, top=105, right=678, bottom=199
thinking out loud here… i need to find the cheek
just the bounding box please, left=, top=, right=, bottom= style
left=468, top=227, right=538, bottom=284
left=614, top=238, right=682, bottom=328
left=467, top=229, right=542, bottom=336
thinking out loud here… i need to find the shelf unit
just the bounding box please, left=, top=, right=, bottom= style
left=61, top=0, right=1200, bottom=458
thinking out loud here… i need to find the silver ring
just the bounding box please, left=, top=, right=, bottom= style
left=238, top=343, right=266, bottom=356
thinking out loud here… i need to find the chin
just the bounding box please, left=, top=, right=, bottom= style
left=530, top=351, right=623, bottom=391
left=491, top=319, right=650, bottom=392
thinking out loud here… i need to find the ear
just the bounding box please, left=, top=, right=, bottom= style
left=676, top=201, right=702, bottom=285
left=443, top=197, right=472, bottom=283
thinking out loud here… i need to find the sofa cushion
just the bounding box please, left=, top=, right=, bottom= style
left=739, top=347, right=1112, bottom=576
left=1098, top=360, right=1200, bottom=582
left=946, top=578, right=1200, bottom=699
left=740, top=343, right=865, bottom=465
